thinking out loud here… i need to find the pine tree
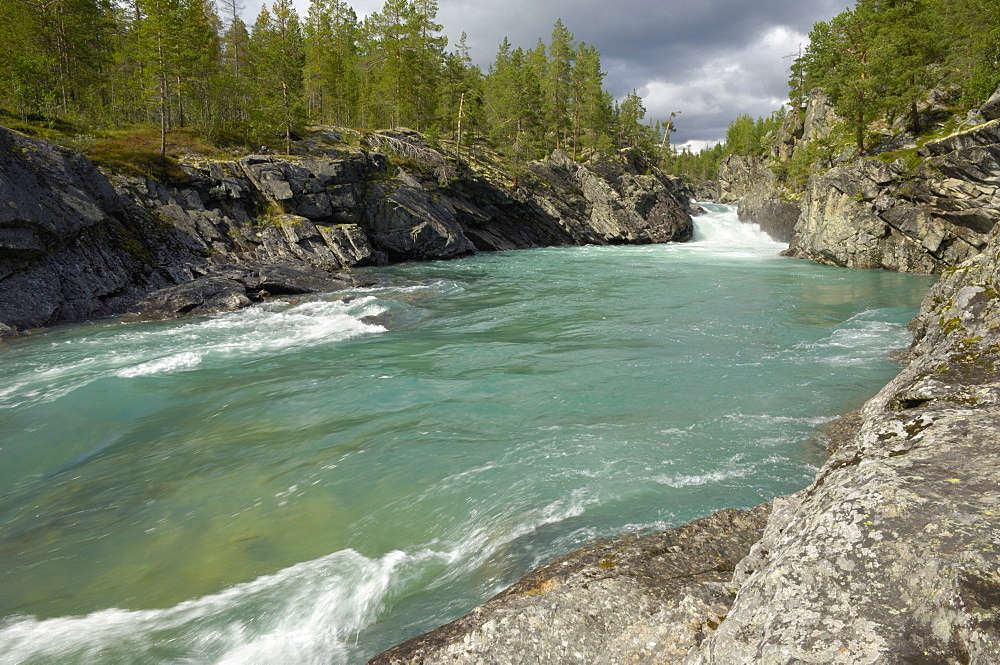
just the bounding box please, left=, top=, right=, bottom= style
left=545, top=18, right=574, bottom=148
left=304, top=0, right=360, bottom=125
left=617, top=90, right=646, bottom=148
left=0, top=0, right=115, bottom=119
left=137, top=0, right=185, bottom=155
left=248, top=0, right=305, bottom=153
left=437, top=32, right=482, bottom=159
left=571, top=42, right=611, bottom=157
left=172, top=0, right=221, bottom=130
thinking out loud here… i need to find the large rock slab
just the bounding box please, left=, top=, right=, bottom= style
left=785, top=120, right=1000, bottom=273
left=369, top=506, right=770, bottom=665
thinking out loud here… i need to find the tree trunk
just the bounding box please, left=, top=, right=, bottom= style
left=456, top=92, right=465, bottom=163
left=282, top=79, right=291, bottom=155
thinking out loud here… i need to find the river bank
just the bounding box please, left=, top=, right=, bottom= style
left=0, top=126, right=695, bottom=337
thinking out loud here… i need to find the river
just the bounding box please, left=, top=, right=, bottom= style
left=0, top=204, right=935, bottom=663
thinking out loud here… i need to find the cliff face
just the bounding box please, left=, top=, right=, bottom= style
left=0, top=127, right=694, bottom=334
left=720, top=86, right=1000, bottom=274
left=716, top=91, right=842, bottom=244
left=716, top=154, right=799, bottom=242
left=0, top=127, right=200, bottom=335
left=785, top=119, right=1000, bottom=273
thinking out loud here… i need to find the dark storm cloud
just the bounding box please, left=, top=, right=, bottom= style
left=433, top=0, right=845, bottom=146
left=272, top=0, right=845, bottom=147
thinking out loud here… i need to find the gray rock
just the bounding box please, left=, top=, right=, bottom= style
left=977, top=84, right=1000, bottom=121
left=523, top=149, right=693, bottom=245
left=363, top=171, right=478, bottom=260
left=130, top=276, right=252, bottom=318
left=0, top=124, right=698, bottom=334
left=785, top=119, right=1000, bottom=273
left=249, top=261, right=352, bottom=295
left=0, top=126, right=199, bottom=332
left=369, top=506, right=771, bottom=665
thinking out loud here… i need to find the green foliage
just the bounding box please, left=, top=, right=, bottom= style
left=722, top=109, right=785, bottom=157
left=771, top=137, right=836, bottom=192
left=791, top=0, right=1000, bottom=155
left=660, top=142, right=725, bottom=182
left=248, top=0, right=305, bottom=153
left=0, top=4, right=647, bottom=172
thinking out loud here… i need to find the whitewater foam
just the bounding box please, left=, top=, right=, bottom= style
left=0, top=296, right=390, bottom=409
left=116, top=351, right=202, bottom=378
left=688, top=203, right=786, bottom=253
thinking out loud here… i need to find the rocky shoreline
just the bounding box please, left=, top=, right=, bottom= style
left=367, top=237, right=1000, bottom=661
left=0, top=127, right=695, bottom=336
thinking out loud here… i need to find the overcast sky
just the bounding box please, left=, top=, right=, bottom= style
left=242, top=0, right=845, bottom=150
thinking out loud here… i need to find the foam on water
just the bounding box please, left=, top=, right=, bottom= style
left=687, top=202, right=787, bottom=255
left=0, top=296, right=390, bottom=410
left=794, top=307, right=916, bottom=365
left=0, top=488, right=599, bottom=665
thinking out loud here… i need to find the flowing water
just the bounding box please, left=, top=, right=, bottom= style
left=0, top=205, right=935, bottom=664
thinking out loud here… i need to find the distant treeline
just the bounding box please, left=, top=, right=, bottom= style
left=669, top=0, right=1000, bottom=182
left=0, top=0, right=666, bottom=163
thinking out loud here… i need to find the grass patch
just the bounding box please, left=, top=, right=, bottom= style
left=86, top=126, right=192, bottom=184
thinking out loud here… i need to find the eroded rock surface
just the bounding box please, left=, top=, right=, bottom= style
left=785, top=119, right=1000, bottom=273
left=369, top=506, right=770, bottom=665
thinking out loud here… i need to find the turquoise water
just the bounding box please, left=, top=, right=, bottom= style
left=0, top=205, right=934, bottom=664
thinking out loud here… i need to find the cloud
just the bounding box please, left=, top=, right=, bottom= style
left=242, top=0, right=843, bottom=145
left=639, top=24, right=810, bottom=145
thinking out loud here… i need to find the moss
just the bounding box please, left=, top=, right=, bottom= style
left=112, top=224, right=154, bottom=265
left=938, top=316, right=964, bottom=335
left=706, top=615, right=726, bottom=630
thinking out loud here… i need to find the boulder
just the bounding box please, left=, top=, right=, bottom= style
left=978, top=84, right=1000, bottom=121
left=129, top=276, right=252, bottom=318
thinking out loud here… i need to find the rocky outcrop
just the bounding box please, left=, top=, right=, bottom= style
left=127, top=262, right=378, bottom=319
left=0, top=127, right=694, bottom=335
left=370, top=506, right=771, bottom=665
left=525, top=150, right=695, bottom=245
left=0, top=126, right=201, bottom=334
left=785, top=119, right=1000, bottom=273
left=716, top=91, right=842, bottom=244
